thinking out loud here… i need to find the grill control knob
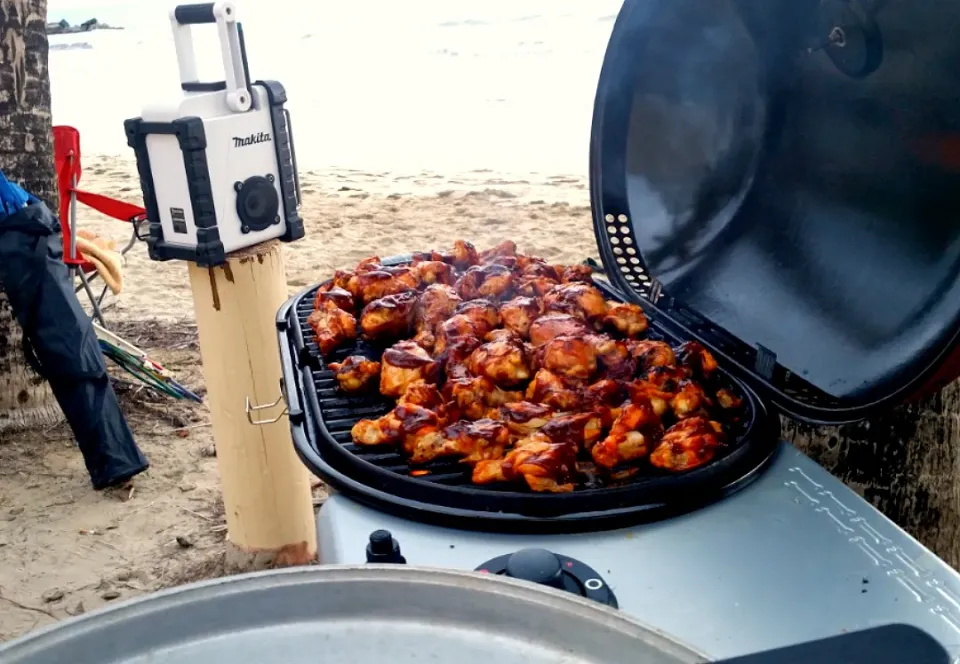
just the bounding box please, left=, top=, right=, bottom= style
left=366, top=529, right=406, bottom=564
left=504, top=548, right=564, bottom=590
left=476, top=549, right=618, bottom=608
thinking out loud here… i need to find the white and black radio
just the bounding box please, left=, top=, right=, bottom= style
left=125, top=2, right=303, bottom=266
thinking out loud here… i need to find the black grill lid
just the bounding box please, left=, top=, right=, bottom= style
left=590, top=0, right=960, bottom=424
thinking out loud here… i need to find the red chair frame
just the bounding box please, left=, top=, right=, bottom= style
left=53, top=125, right=146, bottom=325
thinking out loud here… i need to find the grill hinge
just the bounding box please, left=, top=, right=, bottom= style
left=754, top=344, right=777, bottom=381
left=647, top=278, right=663, bottom=303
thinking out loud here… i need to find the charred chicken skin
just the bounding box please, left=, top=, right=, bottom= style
left=314, top=284, right=355, bottom=312
left=360, top=291, right=418, bottom=342
left=499, top=296, right=541, bottom=339
left=380, top=340, right=440, bottom=397
left=455, top=263, right=515, bottom=300
left=466, top=337, right=532, bottom=387
left=542, top=283, right=609, bottom=323
left=604, top=302, right=648, bottom=338
left=650, top=417, right=724, bottom=471
left=328, top=356, right=381, bottom=393
left=313, top=241, right=743, bottom=491
left=528, top=314, right=591, bottom=347
left=474, top=435, right=580, bottom=493
left=413, top=284, right=462, bottom=350
left=592, top=400, right=664, bottom=468
left=538, top=335, right=598, bottom=381
left=308, top=299, right=358, bottom=358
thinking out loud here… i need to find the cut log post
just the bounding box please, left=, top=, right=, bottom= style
left=187, top=239, right=317, bottom=571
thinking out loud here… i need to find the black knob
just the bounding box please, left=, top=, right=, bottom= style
left=504, top=548, right=564, bottom=589
left=366, top=529, right=406, bottom=564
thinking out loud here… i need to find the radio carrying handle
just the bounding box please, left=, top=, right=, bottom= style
left=170, top=2, right=251, bottom=113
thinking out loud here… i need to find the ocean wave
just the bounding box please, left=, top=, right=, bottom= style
left=438, top=18, right=489, bottom=28
left=50, top=42, right=92, bottom=51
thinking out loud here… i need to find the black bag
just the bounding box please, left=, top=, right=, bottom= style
left=0, top=201, right=148, bottom=489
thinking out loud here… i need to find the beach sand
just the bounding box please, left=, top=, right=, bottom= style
left=0, top=155, right=596, bottom=641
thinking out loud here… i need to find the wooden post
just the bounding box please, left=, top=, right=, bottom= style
left=188, top=239, right=317, bottom=571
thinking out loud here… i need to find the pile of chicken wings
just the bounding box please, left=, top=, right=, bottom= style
left=307, top=239, right=745, bottom=493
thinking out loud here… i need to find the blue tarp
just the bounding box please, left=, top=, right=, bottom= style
left=0, top=170, right=37, bottom=218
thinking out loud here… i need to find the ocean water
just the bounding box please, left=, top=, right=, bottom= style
left=49, top=0, right=624, bottom=174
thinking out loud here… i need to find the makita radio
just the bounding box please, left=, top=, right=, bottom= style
left=124, top=2, right=304, bottom=266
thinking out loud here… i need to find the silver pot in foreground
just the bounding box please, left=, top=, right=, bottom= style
left=0, top=565, right=707, bottom=664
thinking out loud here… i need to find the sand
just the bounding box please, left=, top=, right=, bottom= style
left=0, top=155, right=597, bottom=641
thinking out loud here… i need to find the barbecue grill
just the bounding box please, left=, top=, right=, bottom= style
left=276, top=0, right=960, bottom=660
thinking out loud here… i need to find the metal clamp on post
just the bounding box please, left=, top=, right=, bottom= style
left=245, top=393, right=288, bottom=426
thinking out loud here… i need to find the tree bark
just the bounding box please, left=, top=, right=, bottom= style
left=782, top=381, right=960, bottom=570
left=0, top=0, right=62, bottom=433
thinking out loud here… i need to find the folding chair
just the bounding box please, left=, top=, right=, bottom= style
left=53, top=125, right=146, bottom=326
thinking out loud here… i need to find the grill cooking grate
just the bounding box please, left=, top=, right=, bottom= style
left=293, top=278, right=756, bottom=495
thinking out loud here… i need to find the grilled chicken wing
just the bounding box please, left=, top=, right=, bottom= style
left=380, top=340, right=440, bottom=397
left=332, top=269, right=358, bottom=297
left=466, top=338, right=531, bottom=387
left=582, top=379, right=627, bottom=429
left=413, top=284, right=461, bottom=350
left=328, top=356, right=381, bottom=393
left=456, top=299, right=501, bottom=335
left=351, top=408, right=405, bottom=446
left=314, top=284, right=355, bottom=312
left=516, top=261, right=561, bottom=297
left=518, top=276, right=561, bottom=297
left=540, top=412, right=603, bottom=449
left=591, top=400, right=664, bottom=468
left=630, top=340, right=677, bottom=373
left=587, top=335, right=636, bottom=380
left=473, top=435, right=579, bottom=492
left=625, top=380, right=672, bottom=418
left=542, top=283, right=609, bottom=323
left=399, top=381, right=446, bottom=409
left=350, top=265, right=420, bottom=304
left=495, top=401, right=554, bottom=436
left=604, top=302, right=648, bottom=338
left=642, top=365, right=712, bottom=421
left=650, top=417, right=724, bottom=472
left=444, top=376, right=523, bottom=420
left=438, top=336, right=483, bottom=381
left=716, top=387, right=744, bottom=411
left=538, top=335, right=598, bottom=381
left=479, top=240, right=517, bottom=263
left=452, top=239, right=480, bottom=270
left=560, top=264, right=595, bottom=284
left=528, top=314, right=591, bottom=347
left=645, top=365, right=690, bottom=392
left=413, top=260, right=457, bottom=286
left=351, top=382, right=449, bottom=449
left=308, top=299, right=358, bottom=358
left=676, top=341, right=719, bottom=380
left=360, top=291, right=418, bottom=342
left=409, top=418, right=511, bottom=465
left=671, top=380, right=712, bottom=420
left=526, top=369, right=583, bottom=411
left=456, top=263, right=515, bottom=300
left=499, top=296, right=541, bottom=339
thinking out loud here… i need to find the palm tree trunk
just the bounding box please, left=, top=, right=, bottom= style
left=783, top=382, right=960, bottom=570
left=0, top=0, right=62, bottom=433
